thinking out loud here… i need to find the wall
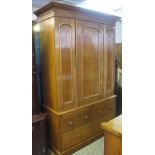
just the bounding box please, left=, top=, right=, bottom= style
left=115, top=21, right=122, bottom=43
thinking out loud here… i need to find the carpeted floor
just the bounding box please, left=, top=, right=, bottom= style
left=49, top=137, right=104, bottom=155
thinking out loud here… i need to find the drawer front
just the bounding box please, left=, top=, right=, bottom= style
left=93, top=99, right=115, bottom=121
left=61, top=115, right=77, bottom=133
left=77, top=110, right=92, bottom=126
left=60, top=109, right=92, bottom=133
left=62, top=123, right=93, bottom=150
left=92, top=113, right=116, bottom=135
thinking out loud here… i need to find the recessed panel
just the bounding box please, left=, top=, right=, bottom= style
left=82, top=28, right=100, bottom=98
left=60, top=24, right=73, bottom=104
left=106, top=30, right=113, bottom=90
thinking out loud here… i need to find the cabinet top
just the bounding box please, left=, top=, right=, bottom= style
left=34, top=2, right=119, bottom=24
left=101, top=115, right=122, bottom=137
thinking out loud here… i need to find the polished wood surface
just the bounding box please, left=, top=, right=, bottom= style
left=54, top=17, right=77, bottom=111
left=37, top=2, right=118, bottom=154
left=76, top=20, right=104, bottom=105
left=46, top=99, right=116, bottom=154
left=39, top=18, right=58, bottom=111
left=35, top=1, right=119, bottom=24
left=46, top=96, right=116, bottom=154
left=101, top=115, right=122, bottom=155
left=101, top=115, right=122, bottom=137
left=104, top=132, right=122, bottom=155
left=92, top=99, right=115, bottom=121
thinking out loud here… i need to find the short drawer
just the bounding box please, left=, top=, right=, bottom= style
left=60, top=109, right=93, bottom=133
left=92, top=99, right=115, bottom=121
left=61, top=115, right=77, bottom=133
left=62, top=123, right=93, bottom=150
left=77, top=110, right=92, bottom=126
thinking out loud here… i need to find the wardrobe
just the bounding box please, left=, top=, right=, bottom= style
left=35, top=2, right=119, bottom=155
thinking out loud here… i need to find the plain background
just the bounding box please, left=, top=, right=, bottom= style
left=0, top=0, right=155, bottom=155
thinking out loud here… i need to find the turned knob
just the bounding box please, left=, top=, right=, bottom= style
left=77, top=134, right=81, bottom=138
left=109, top=106, right=112, bottom=110
left=84, top=115, right=88, bottom=120
left=68, top=121, right=73, bottom=126
left=97, top=110, right=102, bottom=114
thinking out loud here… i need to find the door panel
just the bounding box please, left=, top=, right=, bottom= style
left=55, top=17, right=77, bottom=111
left=104, top=25, right=115, bottom=97
left=76, top=20, right=104, bottom=105
left=83, top=28, right=100, bottom=97
left=60, top=24, right=72, bottom=103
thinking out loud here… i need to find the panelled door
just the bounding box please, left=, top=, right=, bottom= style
left=104, top=24, right=115, bottom=98
left=76, top=20, right=105, bottom=105
left=54, top=17, right=77, bottom=111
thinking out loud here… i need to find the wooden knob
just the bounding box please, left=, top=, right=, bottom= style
left=77, top=134, right=81, bottom=138
left=84, top=115, right=88, bottom=120
left=97, top=110, right=102, bottom=114
left=68, top=121, right=73, bottom=126
left=109, top=106, right=112, bottom=110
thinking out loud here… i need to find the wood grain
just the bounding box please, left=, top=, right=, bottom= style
left=101, top=115, right=122, bottom=137
left=54, top=17, right=77, bottom=111
left=37, top=2, right=118, bottom=154
left=104, top=132, right=122, bottom=155
left=34, top=1, right=119, bottom=25
left=76, top=20, right=104, bottom=105
left=101, top=115, right=122, bottom=155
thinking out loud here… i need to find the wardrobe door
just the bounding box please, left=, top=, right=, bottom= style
left=54, top=17, right=77, bottom=111
left=76, top=20, right=104, bottom=105
left=104, top=25, right=115, bottom=98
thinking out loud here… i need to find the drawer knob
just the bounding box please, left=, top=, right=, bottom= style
left=84, top=115, right=88, bottom=120
left=68, top=121, right=73, bottom=126
left=97, top=110, right=102, bottom=114
left=109, top=106, right=112, bottom=110
left=77, top=134, right=81, bottom=139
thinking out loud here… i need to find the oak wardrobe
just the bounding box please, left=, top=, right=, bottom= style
left=35, top=2, right=118, bottom=155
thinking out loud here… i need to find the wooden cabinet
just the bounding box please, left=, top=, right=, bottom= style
left=35, top=2, right=118, bottom=155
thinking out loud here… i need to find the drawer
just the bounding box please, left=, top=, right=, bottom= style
left=77, top=110, right=92, bottom=126
left=92, top=113, right=116, bottom=135
left=62, top=123, right=93, bottom=150
left=60, top=108, right=93, bottom=133
left=61, top=115, right=77, bottom=133
left=93, top=100, right=115, bottom=121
